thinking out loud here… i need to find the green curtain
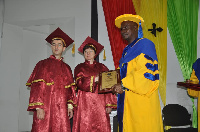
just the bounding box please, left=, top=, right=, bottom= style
left=167, top=0, right=199, bottom=128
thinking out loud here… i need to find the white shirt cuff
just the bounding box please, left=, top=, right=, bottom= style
left=68, top=104, right=73, bottom=109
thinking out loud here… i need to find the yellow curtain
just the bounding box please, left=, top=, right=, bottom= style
left=132, top=0, right=167, bottom=105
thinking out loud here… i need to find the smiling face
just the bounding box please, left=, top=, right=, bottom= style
left=121, top=21, right=138, bottom=44
left=83, top=47, right=96, bottom=62
left=51, top=39, right=66, bottom=58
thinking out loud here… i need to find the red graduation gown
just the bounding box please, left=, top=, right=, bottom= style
left=26, top=55, right=76, bottom=132
left=73, top=60, right=117, bottom=132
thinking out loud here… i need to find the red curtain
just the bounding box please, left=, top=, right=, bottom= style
left=102, top=0, right=136, bottom=68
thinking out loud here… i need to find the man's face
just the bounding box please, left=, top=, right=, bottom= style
left=51, top=40, right=66, bottom=56
left=84, top=48, right=96, bottom=61
left=120, top=21, right=138, bottom=42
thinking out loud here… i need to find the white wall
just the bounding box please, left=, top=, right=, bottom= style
left=0, top=0, right=199, bottom=131
left=0, top=23, right=23, bottom=131
left=0, top=0, right=5, bottom=59
left=19, top=26, right=49, bottom=131
left=166, top=29, right=196, bottom=113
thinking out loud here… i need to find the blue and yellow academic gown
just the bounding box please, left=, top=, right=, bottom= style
left=188, top=58, right=200, bottom=132
left=118, top=38, right=163, bottom=132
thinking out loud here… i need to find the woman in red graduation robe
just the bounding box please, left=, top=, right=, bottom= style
left=73, top=36, right=117, bottom=132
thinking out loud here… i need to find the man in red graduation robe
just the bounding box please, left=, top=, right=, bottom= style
left=26, top=27, right=76, bottom=132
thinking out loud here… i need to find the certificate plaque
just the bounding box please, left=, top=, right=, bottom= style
left=177, top=81, right=200, bottom=90
left=98, top=69, right=121, bottom=94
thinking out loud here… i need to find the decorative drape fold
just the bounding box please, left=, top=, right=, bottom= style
left=167, top=0, right=199, bottom=128
left=132, top=0, right=167, bottom=106
left=168, top=0, right=198, bottom=80
left=101, top=0, right=136, bottom=69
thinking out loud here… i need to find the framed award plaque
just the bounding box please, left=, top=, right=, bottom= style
left=98, top=69, right=121, bottom=94
left=177, top=81, right=200, bottom=90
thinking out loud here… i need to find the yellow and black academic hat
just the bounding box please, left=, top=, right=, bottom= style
left=45, top=27, right=74, bottom=48
left=115, top=14, right=144, bottom=38
left=115, top=14, right=144, bottom=28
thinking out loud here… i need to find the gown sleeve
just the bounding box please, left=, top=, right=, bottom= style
left=105, top=93, right=117, bottom=109
left=100, top=64, right=117, bottom=109
left=64, top=64, right=77, bottom=108
left=26, top=61, right=52, bottom=111
left=121, top=53, right=159, bottom=97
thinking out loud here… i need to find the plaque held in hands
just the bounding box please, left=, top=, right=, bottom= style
left=177, top=80, right=200, bottom=90
left=98, top=69, right=121, bottom=94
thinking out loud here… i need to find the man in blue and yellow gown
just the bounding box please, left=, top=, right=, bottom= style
left=112, top=14, right=163, bottom=132
left=187, top=58, right=200, bottom=132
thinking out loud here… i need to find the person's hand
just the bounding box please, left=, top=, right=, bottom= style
left=68, top=108, right=73, bottom=119
left=186, top=79, right=192, bottom=83
left=112, top=84, right=124, bottom=94
left=106, top=108, right=112, bottom=114
left=37, top=108, right=45, bottom=120
left=95, top=74, right=99, bottom=83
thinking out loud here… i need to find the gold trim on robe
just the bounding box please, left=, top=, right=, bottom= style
left=68, top=100, right=77, bottom=107
left=29, top=102, right=44, bottom=106
left=67, top=100, right=74, bottom=103
left=106, top=104, right=117, bottom=107
left=90, top=76, right=94, bottom=92
left=65, top=82, right=76, bottom=88
left=76, top=76, right=82, bottom=83
left=26, top=79, right=54, bottom=86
